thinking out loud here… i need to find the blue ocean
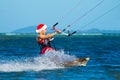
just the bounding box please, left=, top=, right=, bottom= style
left=0, top=34, right=120, bottom=80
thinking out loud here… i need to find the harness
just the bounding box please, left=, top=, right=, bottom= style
left=38, top=39, right=51, bottom=50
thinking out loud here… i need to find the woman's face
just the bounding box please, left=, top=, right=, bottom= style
left=41, top=29, right=47, bottom=34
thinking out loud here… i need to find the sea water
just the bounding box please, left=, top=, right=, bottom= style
left=0, top=34, right=120, bottom=80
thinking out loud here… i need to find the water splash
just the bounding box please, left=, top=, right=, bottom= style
left=0, top=50, right=77, bottom=72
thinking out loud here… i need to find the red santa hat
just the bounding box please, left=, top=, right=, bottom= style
left=36, top=24, right=47, bottom=33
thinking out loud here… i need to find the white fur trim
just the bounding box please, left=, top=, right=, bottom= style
left=36, top=25, right=47, bottom=33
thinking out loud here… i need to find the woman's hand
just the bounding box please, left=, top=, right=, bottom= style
left=56, top=30, right=61, bottom=33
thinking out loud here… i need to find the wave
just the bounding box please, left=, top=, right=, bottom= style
left=0, top=50, right=77, bottom=72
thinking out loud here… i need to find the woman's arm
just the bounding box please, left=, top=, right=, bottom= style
left=39, top=32, right=57, bottom=39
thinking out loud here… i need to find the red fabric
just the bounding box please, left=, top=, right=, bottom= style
left=37, top=24, right=44, bottom=30
left=38, top=39, right=44, bottom=44
left=40, top=46, right=54, bottom=54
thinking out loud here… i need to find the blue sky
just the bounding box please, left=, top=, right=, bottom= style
left=0, top=0, right=120, bottom=33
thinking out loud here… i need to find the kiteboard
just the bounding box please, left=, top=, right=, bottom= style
left=60, top=57, right=90, bottom=67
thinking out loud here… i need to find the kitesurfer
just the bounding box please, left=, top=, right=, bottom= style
left=36, top=24, right=61, bottom=54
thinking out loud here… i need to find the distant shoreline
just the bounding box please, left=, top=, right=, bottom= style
left=0, top=33, right=120, bottom=36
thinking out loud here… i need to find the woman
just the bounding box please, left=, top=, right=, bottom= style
left=36, top=24, right=61, bottom=54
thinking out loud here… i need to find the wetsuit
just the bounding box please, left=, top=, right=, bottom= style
left=38, top=38, right=54, bottom=54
